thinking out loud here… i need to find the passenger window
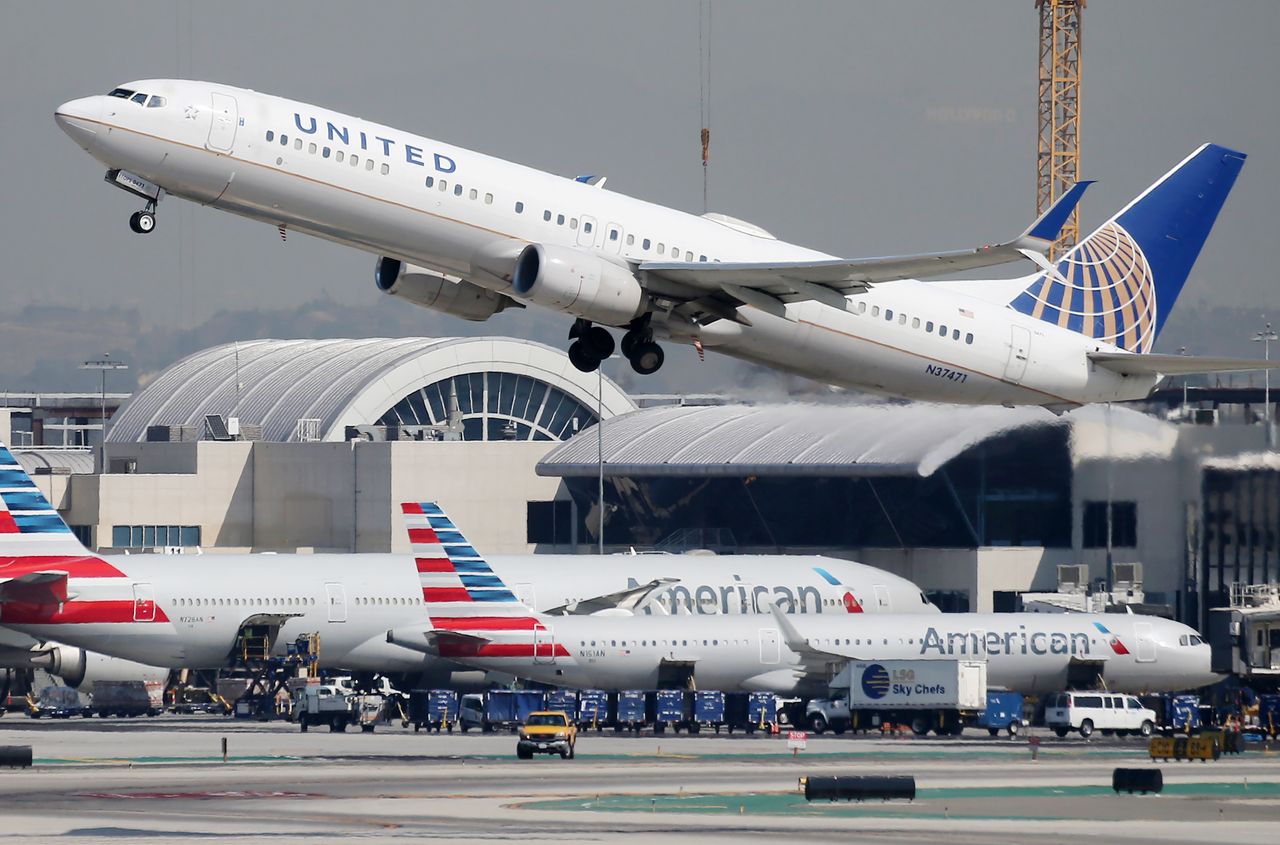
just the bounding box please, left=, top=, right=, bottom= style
left=322, top=147, right=331, bottom=158
left=657, top=243, right=665, bottom=255
left=570, top=218, right=578, bottom=229
left=454, top=184, right=463, bottom=196
left=1128, top=699, right=1142, bottom=710
left=685, top=250, right=693, bottom=261
left=543, top=210, right=552, bottom=222
left=899, top=314, right=907, bottom=325
left=147, top=96, right=166, bottom=108
left=857, top=302, right=867, bottom=314
left=912, top=317, right=920, bottom=329
left=557, top=214, right=565, bottom=225
left=939, top=324, right=947, bottom=336
left=438, top=180, right=447, bottom=192
left=699, top=254, right=707, bottom=262
left=266, top=130, right=274, bottom=142
left=425, top=176, right=434, bottom=187
left=885, top=309, right=893, bottom=321
left=610, top=230, right=619, bottom=242
left=584, top=221, right=593, bottom=233
left=926, top=321, right=934, bottom=332
left=965, top=332, right=974, bottom=344
left=872, top=306, right=880, bottom=317
left=485, top=193, right=493, bottom=205
left=366, top=159, right=374, bottom=171
left=381, top=163, right=389, bottom=175
left=295, top=138, right=302, bottom=150
left=671, top=246, right=679, bottom=257
left=642, top=238, right=651, bottom=250
left=335, top=151, right=344, bottom=162
left=309, top=143, right=317, bottom=154
left=952, top=329, right=960, bottom=340
left=350, top=155, right=359, bottom=167
left=515, top=201, right=524, bottom=213
left=280, top=134, right=289, bottom=145
left=131, top=92, right=148, bottom=105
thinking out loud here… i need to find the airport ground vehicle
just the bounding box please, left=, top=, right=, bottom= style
left=170, top=686, right=228, bottom=715
left=408, top=689, right=458, bottom=732
left=29, top=686, right=90, bottom=719
left=1044, top=691, right=1157, bottom=739
left=458, top=690, right=546, bottom=733
left=516, top=711, right=577, bottom=759
left=294, top=684, right=385, bottom=733
left=91, top=680, right=163, bottom=718
left=975, top=691, right=1025, bottom=736
left=837, top=659, right=988, bottom=736
left=1139, top=693, right=1202, bottom=735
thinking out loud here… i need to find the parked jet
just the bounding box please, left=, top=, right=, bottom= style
left=0, top=443, right=930, bottom=679
left=389, top=503, right=1219, bottom=695
left=55, top=80, right=1271, bottom=405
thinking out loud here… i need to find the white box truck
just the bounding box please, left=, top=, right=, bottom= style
left=830, top=659, right=987, bottom=736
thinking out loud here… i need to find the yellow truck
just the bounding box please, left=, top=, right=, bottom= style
left=516, top=710, right=577, bottom=759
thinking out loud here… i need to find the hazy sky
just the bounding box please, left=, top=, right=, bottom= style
left=2, top=1, right=1277, bottom=336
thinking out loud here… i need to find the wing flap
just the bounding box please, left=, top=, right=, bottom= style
left=1089, top=352, right=1280, bottom=377
left=0, top=571, right=69, bottom=605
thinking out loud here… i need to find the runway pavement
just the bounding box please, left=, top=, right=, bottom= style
left=0, top=715, right=1277, bottom=843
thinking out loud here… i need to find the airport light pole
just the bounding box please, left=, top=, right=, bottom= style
left=81, top=355, right=128, bottom=473
left=595, top=355, right=618, bottom=555
left=1253, top=321, right=1277, bottom=448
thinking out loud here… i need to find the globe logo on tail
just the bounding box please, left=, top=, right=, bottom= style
left=1014, top=222, right=1157, bottom=353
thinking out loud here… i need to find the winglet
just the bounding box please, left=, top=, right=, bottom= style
left=1019, top=181, right=1094, bottom=247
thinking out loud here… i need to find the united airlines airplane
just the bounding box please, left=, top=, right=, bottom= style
left=54, top=81, right=1272, bottom=406
left=0, top=442, right=928, bottom=680
left=393, top=503, right=1218, bottom=696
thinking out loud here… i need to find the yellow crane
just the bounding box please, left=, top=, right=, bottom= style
left=1036, top=0, right=1085, bottom=258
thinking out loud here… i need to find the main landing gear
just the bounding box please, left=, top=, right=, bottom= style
left=567, top=317, right=665, bottom=375
left=128, top=202, right=157, bottom=234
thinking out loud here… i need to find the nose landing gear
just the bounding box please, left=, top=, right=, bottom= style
left=128, top=199, right=158, bottom=235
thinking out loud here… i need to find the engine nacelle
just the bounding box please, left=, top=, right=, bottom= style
left=374, top=257, right=515, bottom=322
left=37, top=644, right=167, bottom=690
left=510, top=243, right=644, bottom=326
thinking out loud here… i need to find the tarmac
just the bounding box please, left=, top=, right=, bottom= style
left=1, top=715, right=1277, bottom=843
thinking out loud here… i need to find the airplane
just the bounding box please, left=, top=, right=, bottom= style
left=389, top=502, right=1219, bottom=695
left=54, top=80, right=1276, bottom=407
left=0, top=441, right=932, bottom=682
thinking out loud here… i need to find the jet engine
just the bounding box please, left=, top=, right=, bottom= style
left=374, top=257, right=516, bottom=322
left=510, top=243, right=644, bottom=326
left=31, top=644, right=168, bottom=689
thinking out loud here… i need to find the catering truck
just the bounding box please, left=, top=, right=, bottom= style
left=833, top=659, right=988, bottom=736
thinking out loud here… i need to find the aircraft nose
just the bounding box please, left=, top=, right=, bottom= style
left=54, top=96, right=102, bottom=148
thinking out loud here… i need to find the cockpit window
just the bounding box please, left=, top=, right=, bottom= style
left=131, top=92, right=148, bottom=105
left=147, top=95, right=166, bottom=108
left=108, top=88, right=135, bottom=99
left=1179, top=634, right=1204, bottom=646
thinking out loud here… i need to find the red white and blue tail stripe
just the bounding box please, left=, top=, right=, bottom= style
left=399, top=502, right=566, bottom=659
left=0, top=443, right=89, bottom=557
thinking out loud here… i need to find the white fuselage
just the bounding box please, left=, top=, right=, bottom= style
left=54, top=80, right=1155, bottom=407
left=0, top=552, right=927, bottom=673
left=449, top=611, right=1217, bottom=696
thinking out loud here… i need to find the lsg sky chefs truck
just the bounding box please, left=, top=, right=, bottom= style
left=826, top=659, right=990, bottom=736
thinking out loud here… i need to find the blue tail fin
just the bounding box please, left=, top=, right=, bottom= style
left=1010, top=144, right=1245, bottom=352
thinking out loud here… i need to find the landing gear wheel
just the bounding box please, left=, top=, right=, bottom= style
left=130, top=210, right=156, bottom=234
left=629, top=341, right=664, bottom=375
left=567, top=340, right=600, bottom=373
left=583, top=326, right=615, bottom=359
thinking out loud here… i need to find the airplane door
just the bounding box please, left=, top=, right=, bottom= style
left=513, top=582, right=536, bottom=610
left=577, top=216, right=597, bottom=247
left=324, top=582, right=347, bottom=623
left=873, top=585, right=891, bottom=611
left=759, top=628, right=780, bottom=664
left=1133, top=622, right=1156, bottom=663
left=132, top=583, right=156, bottom=622
left=533, top=623, right=556, bottom=664
left=1004, top=326, right=1032, bottom=382
left=207, top=92, right=238, bottom=152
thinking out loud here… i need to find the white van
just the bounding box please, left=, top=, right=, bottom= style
left=1044, top=692, right=1157, bottom=739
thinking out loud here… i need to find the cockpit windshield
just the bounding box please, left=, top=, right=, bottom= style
left=1178, top=634, right=1205, bottom=646
left=107, top=88, right=166, bottom=108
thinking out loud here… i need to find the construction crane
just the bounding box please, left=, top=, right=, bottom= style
left=1036, top=0, right=1084, bottom=258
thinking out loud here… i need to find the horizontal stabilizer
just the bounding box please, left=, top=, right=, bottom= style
left=1089, top=352, right=1280, bottom=377
left=544, top=577, right=680, bottom=616
left=0, top=571, right=69, bottom=605
left=385, top=626, right=490, bottom=656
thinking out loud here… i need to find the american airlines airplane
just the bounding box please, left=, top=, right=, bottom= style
left=53, top=81, right=1273, bottom=406
left=394, top=503, right=1219, bottom=696
left=0, top=442, right=929, bottom=680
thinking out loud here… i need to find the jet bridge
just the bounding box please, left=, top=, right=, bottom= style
left=1208, top=584, right=1280, bottom=689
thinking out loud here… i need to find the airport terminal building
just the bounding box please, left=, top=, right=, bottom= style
left=6, top=337, right=1278, bottom=628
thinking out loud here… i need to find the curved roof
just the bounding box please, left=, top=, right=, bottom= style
left=108, top=337, right=635, bottom=443
left=14, top=449, right=96, bottom=475
left=538, top=403, right=1065, bottom=478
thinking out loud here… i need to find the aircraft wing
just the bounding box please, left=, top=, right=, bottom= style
left=385, top=625, right=490, bottom=657
left=642, top=182, right=1091, bottom=308
left=0, top=571, right=70, bottom=606
left=1089, top=352, right=1280, bottom=377
left=543, top=577, right=679, bottom=616
left=767, top=603, right=857, bottom=676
